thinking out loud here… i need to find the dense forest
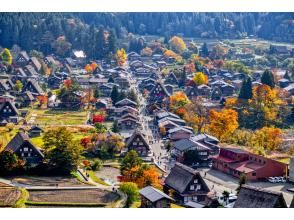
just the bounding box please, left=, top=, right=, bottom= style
left=0, top=13, right=293, bottom=58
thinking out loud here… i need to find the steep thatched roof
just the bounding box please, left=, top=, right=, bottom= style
left=234, top=185, right=288, bottom=208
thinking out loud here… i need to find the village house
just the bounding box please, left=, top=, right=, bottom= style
left=14, top=51, right=30, bottom=67
left=148, top=81, right=170, bottom=104
left=115, top=98, right=138, bottom=109
left=168, top=126, right=193, bottom=141
left=4, top=132, right=44, bottom=165
left=23, top=65, right=38, bottom=77
left=0, top=80, right=10, bottom=95
left=163, top=163, right=210, bottom=206
left=29, top=57, right=42, bottom=73
left=118, top=116, right=139, bottom=130
left=127, top=52, right=141, bottom=61
left=125, top=130, right=151, bottom=157
left=164, top=72, right=179, bottom=85
left=233, top=185, right=288, bottom=208
left=139, top=186, right=174, bottom=208
left=0, top=99, right=20, bottom=125
left=212, top=147, right=288, bottom=180
left=22, top=79, right=44, bottom=97
left=28, top=125, right=43, bottom=137
left=171, top=137, right=212, bottom=167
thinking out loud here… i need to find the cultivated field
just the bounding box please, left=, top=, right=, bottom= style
left=0, top=187, right=21, bottom=207
left=28, top=189, right=119, bottom=204
left=9, top=176, right=87, bottom=187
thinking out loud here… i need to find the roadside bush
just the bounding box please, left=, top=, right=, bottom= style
left=119, top=182, right=139, bottom=208
left=91, top=159, right=102, bottom=171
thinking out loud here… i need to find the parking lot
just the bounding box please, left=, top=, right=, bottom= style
left=198, top=168, right=294, bottom=206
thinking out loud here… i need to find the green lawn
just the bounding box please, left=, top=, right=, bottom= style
left=87, top=170, right=110, bottom=186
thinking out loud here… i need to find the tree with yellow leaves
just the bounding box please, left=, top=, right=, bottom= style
left=0, top=48, right=13, bottom=65
left=184, top=97, right=210, bottom=133
left=249, top=84, right=285, bottom=128
left=192, top=72, right=208, bottom=85
left=116, top=48, right=127, bottom=66
left=169, top=36, right=187, bottom=54
left=208, top=108, right=239, bottom=141
left=249, top=127, right=282, bottom=153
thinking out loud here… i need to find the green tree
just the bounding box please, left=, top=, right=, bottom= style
left=284, top=71, right=292, bottom=81
left=1, top=48, right=13, bottom=65
left=120, top=150, right=142, bottom=173
left=127, top=89, right=139, bottom=104
left=43, top=127, right=83, bottom=174
left=14, top=80, right=23, bottom=92
left=201, top=43, right=209, bottom=57
left=93, top=87, right=101, bottom=99
left=94, top=123, right=107, bottom=133
left=91, top=159, right=102, bottom=171
left=236, top=173, right=247, bottom=194
left=238, top=77, right=252, bottom=100
left=183, top=150, right=200, bottom=166
left=0, top=151, right=19, bottom=175
left=261, top=69, right=275, bottom=88
left=119, top=182, right=139, bottom=207
left=110, top=85, right=119, bottom=104
left=111, top=120, right=119, bottom=133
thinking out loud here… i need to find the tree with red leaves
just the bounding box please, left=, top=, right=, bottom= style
left=93, top=114, right=105, bottom=123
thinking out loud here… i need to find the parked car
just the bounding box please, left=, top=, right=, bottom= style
left=268, top=177, right=278, bottom=183
left=277, top=177, right=286, bottom=183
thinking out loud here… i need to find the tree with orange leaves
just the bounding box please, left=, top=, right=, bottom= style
left=208, top=108, right=239, bottom=141
left=163, top=49, right=182, bottom=62
left=184, top=61, right=196, bottom=74
left=121, top=165, right=160, bottom=188
left=37, top=95, right=48, bottom=108
left=141, top=47, right=153, bottom=57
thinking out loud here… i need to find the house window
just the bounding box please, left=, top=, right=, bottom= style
left=24, top=148, right=28, bottom=152
left=252, top=172, right=256, bottom=176
left=196, top=185, right=201, bottom=190
left=21, top=153, right=24, bottom=157
left=194, top=179, right=198, bottom=184
left=193, top=196, right=198, bottom=202
left=190, top=185, right=195, bottom=190
left=139, top=142, right=143, bottom=145
left=28, top=153, right=31, bottom=157
left=184, top=197, right=188, bottom=203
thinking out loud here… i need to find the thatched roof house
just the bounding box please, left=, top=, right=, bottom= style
left=234, top=185, right=288, bottom=208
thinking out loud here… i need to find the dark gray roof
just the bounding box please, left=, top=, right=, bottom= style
left=234, top=185, right=288, bottom=208
left=0, top=100, right=19, bottom=115
left=139, top=186, right=174, bottom=202
left=5, top=132, right=44, bottom=157
left=173, top=139, right=197, bottom=152
left=126, top=130, right=150, bottom=149
left=115, top=98, right=137, bottom=107
left=164, top=163, right=202, bottom=194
